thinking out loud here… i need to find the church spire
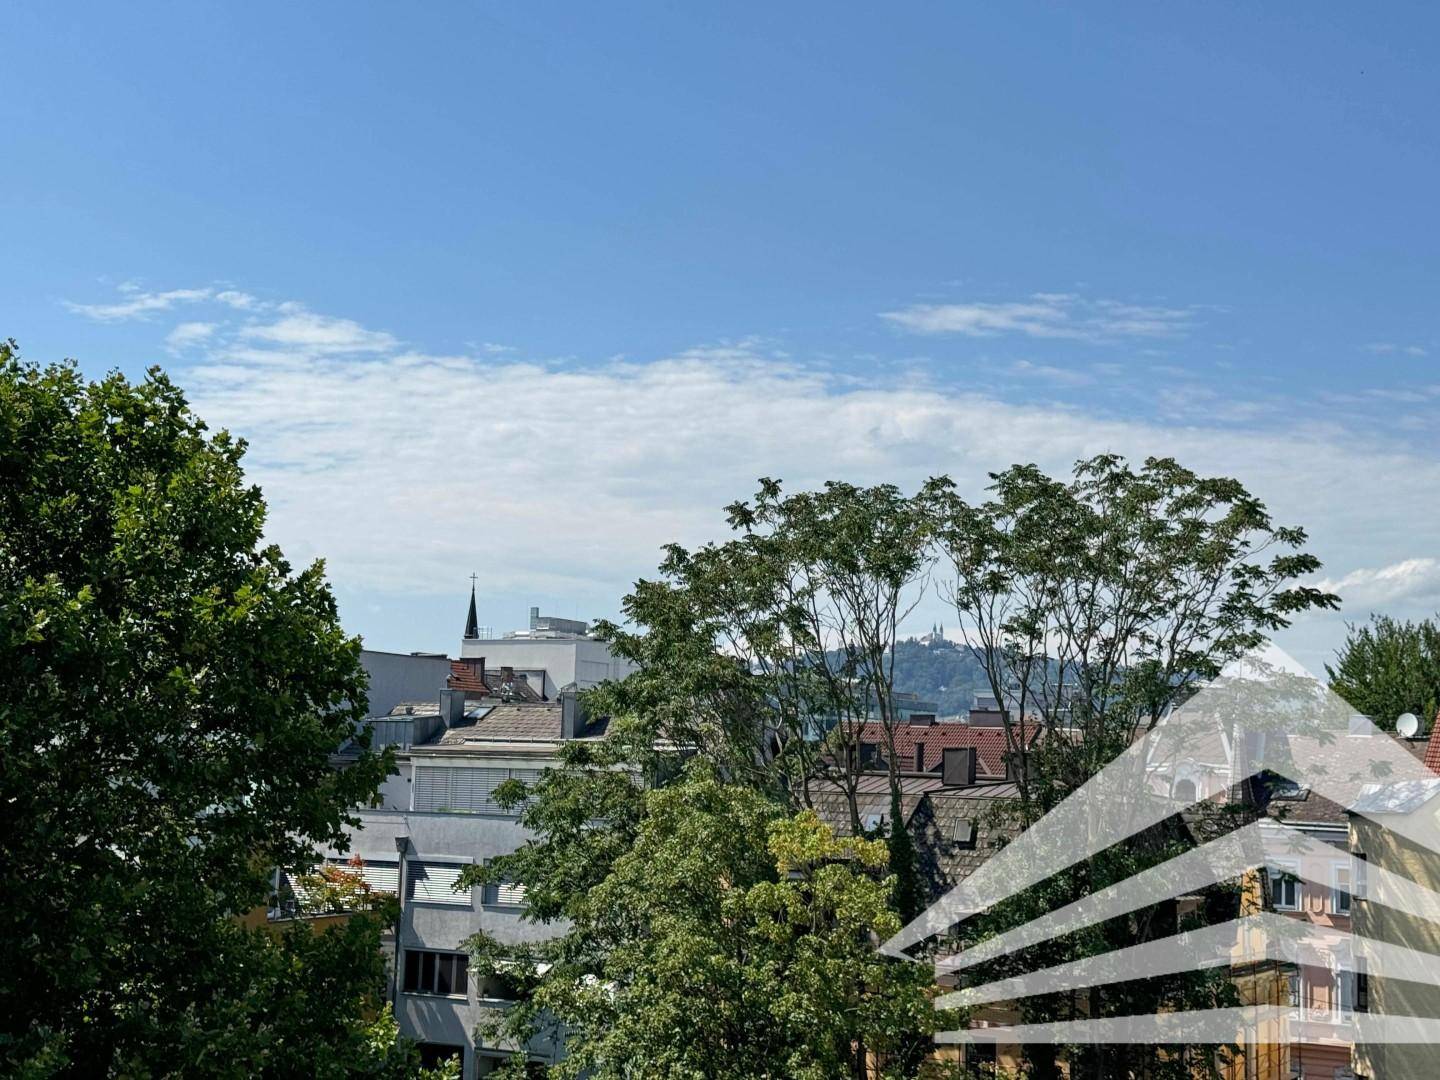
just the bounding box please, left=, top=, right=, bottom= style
left=463, top=574, right=480, bottom=640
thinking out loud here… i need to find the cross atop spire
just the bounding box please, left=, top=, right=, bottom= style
left=463, top=575, right=480, bottom=640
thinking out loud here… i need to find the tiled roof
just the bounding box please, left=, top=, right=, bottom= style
left=447, top=660, right=488, bottom=694
left=1424, top=710, right=1440, bottom=774
left=446, top=660, right=542, bottom=702
left=806, top=778, right=1022, bottom=904
left=1265, top=789, right=1350, bottom=828
left=855, top=721, right=1042, bottom=778
left=434, top=702, right=565, bottom=745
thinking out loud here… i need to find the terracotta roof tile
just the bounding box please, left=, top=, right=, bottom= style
left=855, top=721, right=1042, bottom=778
left=446, top=659, right=541, bottom=702
left=1424, top=710, right=1440, bottom=775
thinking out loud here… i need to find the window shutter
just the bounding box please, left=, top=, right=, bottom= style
left=413, top=765, right=535, bottom=814
left=412, top=766, right=455, bottom=811
left=493, top=881, right=527, bottom=907
left=328, top=859, right=400, bottom=895
left=406, top=861, right=470, bottom=905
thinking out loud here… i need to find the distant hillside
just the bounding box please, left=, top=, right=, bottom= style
left=888, top=634, right=987, bottom=716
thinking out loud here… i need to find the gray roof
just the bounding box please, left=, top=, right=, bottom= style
left=434, top=702, right=564, bottom=745
left=806, top=777, right=1022, bottom=904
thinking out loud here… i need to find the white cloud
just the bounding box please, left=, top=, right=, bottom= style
left=1316, top=559, right=1440, bottom=608
left=881, top=293, right=1193, bottom=342
left=65, top=284, right=266, bottom=322
left=67, top=286, right=214, bottom=321
left=36, top=287, right=1422, bottom=669
left=164, top=307, right=1440, bottom=679
left=239, top=307, right=397, bottom=353
left=165, top=321, right=217, bottom=351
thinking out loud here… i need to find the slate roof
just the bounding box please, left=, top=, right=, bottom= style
left=1265, top=788, right=1351, bottom=829
left=806, top=776, right=1022, bottom=904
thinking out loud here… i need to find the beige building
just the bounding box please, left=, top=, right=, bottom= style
left=1347, top=721, right=1440, bottom=1080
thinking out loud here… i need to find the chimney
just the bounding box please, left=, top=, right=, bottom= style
left=914, top=743, right=926, bottom=772
left=942, top=746, right=977, bottom=788
left=439, top=688, right=466, bottom=728
left=560, top=689, right=585, bottom=740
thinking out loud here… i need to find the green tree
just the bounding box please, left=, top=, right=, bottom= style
left=461, top=766, right=952, bottom=1079
left=0, top=345, right=409, bottom=1075
left=930, top=455, right=1337, bottom=1078
left=1326, top=613, right=1440, bottom=731
left=591, top=478, right=933, bottom=895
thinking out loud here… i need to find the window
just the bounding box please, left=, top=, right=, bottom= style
left=485, top=880, right=528, bottom=908
left=1331, top=862, right=1352, bottom=915
left=1335, top=970, right=1355, bottom=1020
left=1269, top=776, right=1306, bottom=800
left=1287, top=970, right=1301, bottom=1009
left=1268, top=862, right=1301, bottom=911
left=1356, top=958, right=1369, bottom=1014
left=406, top=861, right=470, bottom=906
left=327, top=857, right=399, bottom=895
left=1172, top=778, right=1198, bottom=803
left=952, top=819, right=976, bottom=847
left=412, top=765, right=543, bottom=815
left=403, top=950, right=469, bottom=997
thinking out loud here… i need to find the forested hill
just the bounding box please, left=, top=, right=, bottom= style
left=888, top=634, right=988, bottom=717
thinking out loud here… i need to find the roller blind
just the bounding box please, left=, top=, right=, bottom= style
left=406, top=861, right=470, bottom=906
left=412, top=765, right=541, bottom=814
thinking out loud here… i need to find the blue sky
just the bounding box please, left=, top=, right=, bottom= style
left=4, top=2, right=1439, bottom=673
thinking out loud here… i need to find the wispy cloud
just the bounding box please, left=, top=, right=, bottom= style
left=1316, top=558, right=1440, bottom=607
left=1362, top=342, right=1429, bottom=358
left=56, top=289, right=1440, bottom=669
left=65, top=284, right=260, bottom=322
left=67, top=286, right=214, bottom=322
left=164, top=301, right=1436, bottom=619
left=240, top=304, right=397, bottom=354
left=881, top=293, right=1194, bottom=342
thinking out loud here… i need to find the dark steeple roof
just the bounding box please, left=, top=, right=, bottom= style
left=463, top=576, right=479, bottom=640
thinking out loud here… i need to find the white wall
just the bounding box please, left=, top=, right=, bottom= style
left=361, top=649, right=452, bottom=716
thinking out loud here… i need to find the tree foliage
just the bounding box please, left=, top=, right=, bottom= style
left=933, top=455, right=1338, bottom=809
left=571, top=457, right=1337, bottom=1078
left=1326, top=613, right=1440, bottom=731
left=461, top=767, right=952, bottom=1079
left=0, top=346, right=405, bottom=1075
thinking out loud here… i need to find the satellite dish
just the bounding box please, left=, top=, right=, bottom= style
left=1397, top=712, right=1421, bottom=739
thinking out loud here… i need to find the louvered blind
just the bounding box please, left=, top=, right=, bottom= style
left=406, top=861, right=470, bottom=906
left=412, top=765, right=538, bottom=814
left=327, top=859, right=399, bottom=895
left=491, top=881, right=527, bottom=907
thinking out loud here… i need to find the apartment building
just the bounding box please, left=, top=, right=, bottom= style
left=279, top=598, right=633, bottom=1078
left=1347, top=717, right=1440, bottom=1080
left=309, top=687, right=604, bottom=1076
